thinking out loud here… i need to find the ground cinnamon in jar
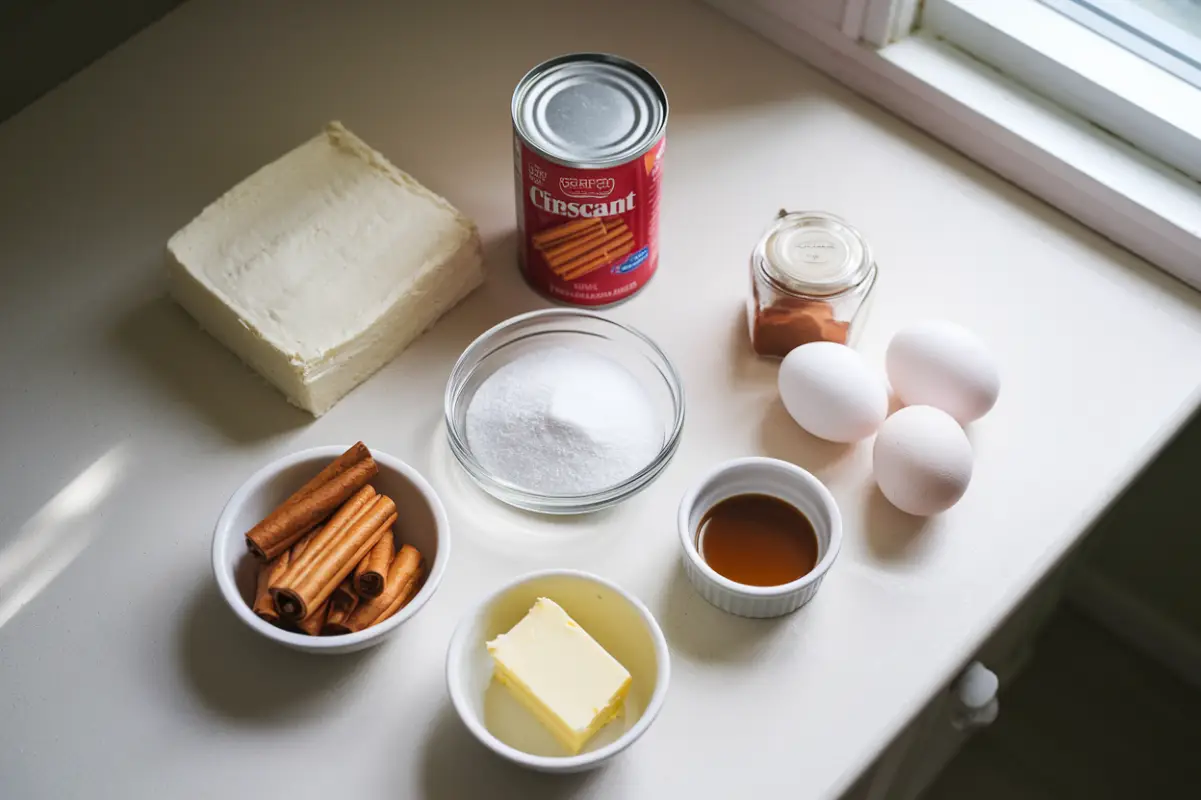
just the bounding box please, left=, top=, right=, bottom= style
left=747, top=210, right=876, bottom=358
left=751, top=291, right=850, bottom=358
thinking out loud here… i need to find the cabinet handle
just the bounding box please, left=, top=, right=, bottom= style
left=952, top=661, right=999, bottom=730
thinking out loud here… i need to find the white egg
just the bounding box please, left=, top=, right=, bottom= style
left=873, top=405, right=973, bottom=516
left=778, top=342, right=888, bottom=443
left=886, top=321, right=1000, bottom=424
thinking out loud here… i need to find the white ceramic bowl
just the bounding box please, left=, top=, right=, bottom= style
left=677, top=457, right=842, bottom=618
left=212, top=445, right=450, bottom=654
left=446, top=570, right=670, bottom=773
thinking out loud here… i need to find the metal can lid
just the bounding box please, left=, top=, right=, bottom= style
left=513, top=53, right=667, bottom=168
left=757, top=211, right=874, bottom=297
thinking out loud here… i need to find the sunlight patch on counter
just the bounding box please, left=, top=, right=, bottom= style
left=0, top=445, right=129, bottom=629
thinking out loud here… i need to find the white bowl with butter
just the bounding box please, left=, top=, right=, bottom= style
left=446, top=570, right=670, bottom=773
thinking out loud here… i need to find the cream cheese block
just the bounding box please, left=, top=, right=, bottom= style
left=167, top=121, right=483, bottom=416
left=486, top=597, right=631, bottom=754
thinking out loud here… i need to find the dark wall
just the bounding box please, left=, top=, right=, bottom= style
left=0, top=0, right=184, bottom=122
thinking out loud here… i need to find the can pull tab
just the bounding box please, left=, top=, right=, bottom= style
left=952, top=661, right=999, bottom=730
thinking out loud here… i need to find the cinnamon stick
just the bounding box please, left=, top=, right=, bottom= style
left=354, top=529, right=394, bottom=597
left=296, top=599, right=330, bottom=636
left=548, top=223, right=628, bottom=269
left=551, top=228, right=633, bottom=275
left=245, top=444, right=378, bottom=560
left=560, top=240, right=635, bottom=282
left=531, top=217, right=602, bottom=247
left=291, top=527, right=317, bottom=560
left=547, top=229, right=629, bottom=272
left=539, top=227, right=607, bottom=262
left=372, top=569, right=423, bottom=627
left=273, top=495, right=397, bottom=621
left=321, top=580, right=360, bottom=636
left=252, top=551, right=291, bottom=624
left=343, top=544, right=423, bottom=633
left=332, top=576, right=357, bottom=607
left=282, top=485, right=377, bottom=578
left=289, top=442, right=371, bottom=505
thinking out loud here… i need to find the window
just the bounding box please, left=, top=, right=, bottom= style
left=1040, top=0, right=1201, bottom=89
left=922, top=0, right=1201, bottom=182
left=704, top=0, right=1201, bottom=288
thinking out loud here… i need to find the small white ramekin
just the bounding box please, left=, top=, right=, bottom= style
left=677, top=457, right=842, bottom=618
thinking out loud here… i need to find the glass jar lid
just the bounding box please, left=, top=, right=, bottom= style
left=757, top=211, right=874, bottom=297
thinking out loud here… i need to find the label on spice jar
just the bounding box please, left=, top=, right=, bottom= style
left=515, top=135, right=664, bottom=306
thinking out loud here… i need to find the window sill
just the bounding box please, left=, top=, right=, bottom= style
left=925, top=0, right=1201, bottom=182
left=882, top=31, right=1201, bottom=286
left=705, top=0, right=1201, bottom=290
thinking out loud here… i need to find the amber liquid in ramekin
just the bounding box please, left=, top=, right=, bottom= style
left=698, top=494, right=818, bottom=586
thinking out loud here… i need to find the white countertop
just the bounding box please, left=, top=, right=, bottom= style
left=3, top=1, right=1201, bottom=797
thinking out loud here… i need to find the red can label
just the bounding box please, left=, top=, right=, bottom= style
left=515, top=135, right=664, bottom=306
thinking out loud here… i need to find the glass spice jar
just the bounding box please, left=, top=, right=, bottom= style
left=748, top=210, right=877, bottom=358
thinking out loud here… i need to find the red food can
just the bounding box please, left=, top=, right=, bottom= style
left=512, top=54, right=668, bottom=307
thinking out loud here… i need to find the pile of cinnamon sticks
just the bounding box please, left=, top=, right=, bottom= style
left=245, top=443, right=424, bottom=636
left=533, top=216, right=634, bottom=282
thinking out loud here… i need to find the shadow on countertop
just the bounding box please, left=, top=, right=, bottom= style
left=417, top=704, right=597, bottom=800
left=110, top=296, right=309, bottom=443
left=757, top=397, right=856, bottom=480
left=657, top=560, right=789, bottom=664
left=862, top=484, right=933, bottom=566
left=177, top=582, right=380, bottom=724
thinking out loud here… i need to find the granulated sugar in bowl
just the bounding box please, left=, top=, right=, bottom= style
left=444, top=309, right=685, bottom=514
left=466, top=348, right=660, bottom=494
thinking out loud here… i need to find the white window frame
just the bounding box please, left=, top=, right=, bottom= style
left=1039, top=0, right=1201, bottom=89
left=704, top=0, right=1201, bottom=290
left=924, top=0, right=1201, bottom=181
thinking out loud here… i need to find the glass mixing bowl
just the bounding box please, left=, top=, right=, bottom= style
left=444, top=309, right=685, bottom=514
